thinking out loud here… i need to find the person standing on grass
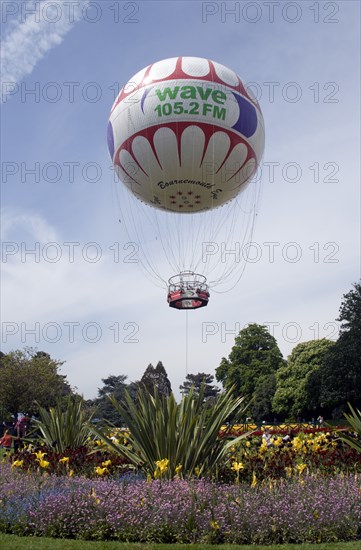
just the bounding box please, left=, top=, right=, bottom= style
left=0, top=429, right=12, bottom=449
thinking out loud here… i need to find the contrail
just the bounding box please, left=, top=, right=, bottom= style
left=1, top=0, right=90, bottom=102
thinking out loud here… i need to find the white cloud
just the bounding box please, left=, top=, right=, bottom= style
left=1, top=209, right=59, bottom=243
left=1, top=0, right=89, bottom=101
left=1, top=209, right=147, bottom=323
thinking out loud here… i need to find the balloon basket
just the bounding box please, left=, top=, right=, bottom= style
left=167, top=271, right=209, bottom=310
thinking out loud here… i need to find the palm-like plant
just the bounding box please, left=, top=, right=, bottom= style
left=339, top=403, right=361, bottom=453
left=32, top=397, right=94, bottom=453
left=88, top=385, right=249, bottom=479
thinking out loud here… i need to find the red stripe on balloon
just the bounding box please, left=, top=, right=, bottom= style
left=113, top=122, right=257, bottom=185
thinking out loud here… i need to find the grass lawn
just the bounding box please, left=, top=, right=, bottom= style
left=0, top=535, right=360, bottom=550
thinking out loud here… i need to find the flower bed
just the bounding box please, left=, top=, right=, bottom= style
left=219, top=423, right=347, bottom=438
left=0, top=462, right=359, bottom=544
left=219, top=429, right=361, bottom=483
left=5, top=445, right=131, bottom=479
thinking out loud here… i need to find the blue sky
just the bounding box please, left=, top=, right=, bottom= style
left=1, top=0, right=360, bottom=400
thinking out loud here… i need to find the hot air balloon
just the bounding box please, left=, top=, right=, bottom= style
left=108, top=57, right=265, bottom=309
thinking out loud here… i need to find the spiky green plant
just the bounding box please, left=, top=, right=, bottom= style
left=339, top=403, right=361, bottom=453
left=88, top=385, right=250, bottom=479
left=31, top=397, right=94, bottom=453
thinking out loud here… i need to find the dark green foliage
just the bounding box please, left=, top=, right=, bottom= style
left=272, top=339, right=335, bottom=420
left=216, top=324, right=285, bottom=420
left=320, top=281, right=361, bottom=417
left=0, top=348, right=72, bottom=418
left=252, top=373, right=277, bottom=420
left=140, top=361, right=172, bottom=397
left=89, top=384, right=248, bottom=479
left=31, top=397, right=94, bottom=453
left=95, top=375, right=129, bottom=426
left=179, top=372, right=220, bottom=400
left=339, top=403, right=361, bottom=453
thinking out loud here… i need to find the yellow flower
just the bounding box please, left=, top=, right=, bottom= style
left=296, top=463, right=307, bottom=475
left=231, top=461, right=244, bottom=472
left=175, top=464, right=183, bottom=474
left=155, top=458, right=169, bottom=474
left=69, top=469, right=74, bottom=477
left=210, top=520, right=219, bottom=530
left=269, top=479, right=276, bottom=492
left=59, top=456, right=69, bottom=464
left=11, top=460, right=24, bottom=468
left=259, top=441, right=268, bottom=453
left=90, top=487, right=100, bottom=504
left=246, top=441, right=251, bottom=448
left=95, top=466, right=108, bottom=475
left=102, top=460, right=112, bottom=467
left=292, top=436, right=302, bottom=449
left=194, top=467, right=201, bottom=477
left=274, top=437, right=283, bottom=447
left=39, top=459, right=50, bottom=468
left=285, top=466, right=293, bottom=478
left=34, top=450, right=47, bottom=460
left=251, top=472, right=257, bottom=488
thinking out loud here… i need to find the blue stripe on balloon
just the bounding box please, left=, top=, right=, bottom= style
left=107, top=121, right=115, bottom=159
left=231, top=93, right=258, bottom=138
left=141, top=86, right=153, bottom=113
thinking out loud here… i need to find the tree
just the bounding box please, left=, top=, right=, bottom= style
left=252, top=374, right=277, bottom=420
left=180, top=372, right=220, bottom=401
left=0, top=348, right=73, bottom=419
left=320, top=281, right=361, bottom=417
left=272, top=339, right=335, bottom=420
left=95, top=375, right=129, bottom=426
left=140, top=361, right=172, bottom=397
left=216, top=324, right=285, bottom=420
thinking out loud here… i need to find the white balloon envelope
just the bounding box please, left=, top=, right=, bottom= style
left=108, top=56, right=265, bottom=214
left=108, top=57, right=265, bottom=307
